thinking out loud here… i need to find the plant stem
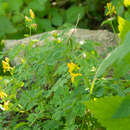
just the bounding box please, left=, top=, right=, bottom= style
left=90, top=77, right=97, bottom=95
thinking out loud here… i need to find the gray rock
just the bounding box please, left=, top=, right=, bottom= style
left=4, top=28, right=119, bottom=64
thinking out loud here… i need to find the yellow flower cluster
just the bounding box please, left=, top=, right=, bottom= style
left=25, top=9, right=37, bottom=29
left=3, top=101, right=9, bottom=111
left=0, top=101, right=9, bottom=111
left=0, top=89, right=9, bottom=111
left=2, top=57, right=13, bottom=73
left=106, top=3, right=116, bottom=16
left=67, top=62, right=82, bottom=82
left=0, top=91, right=7, bottom=99
left=29, top=9, right=35, bottom=19
left=124, top=0, right=130, bottom=7
left=25, top=9, right=35, bottom=22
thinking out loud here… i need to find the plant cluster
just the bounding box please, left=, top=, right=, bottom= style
left=0, top=1, right=130, bottom=130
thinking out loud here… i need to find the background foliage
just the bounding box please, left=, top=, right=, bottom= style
left=0, top=0, right=114, bottom=39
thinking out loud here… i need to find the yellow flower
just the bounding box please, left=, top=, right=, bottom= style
left=29, top=9, right=35, bottom=19
left=124, top=0, right=130, bottom=7
left=56, top=38, right=61, bottom=44
left=4, top=101, right=9, bottom=111
left=94, top=98, right=97, bottom=101
left=71, top=73, right=82, bottom=82
left=21, top=82, right=24, bottom=87
left=106, top=3, right=116, bottom=16
left=0, top=91, right=7, bottom=99
left=52, top=32, right=58, bottom=38
left=2, top=58, right=12, bottom=73
left=67, top=62, right=80, bottom=74
left=67, top=62, right=82, bottom=82
left=25, top=16, right=32, bottom=22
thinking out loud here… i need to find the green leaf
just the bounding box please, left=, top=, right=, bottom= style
left=0, top=1, right=5, bottom=15
left=43, top=120, right=60, bottom=130
left=124, top=88, right=130, bottom=94
left=13, top=122, right=28, bottom=130
left=112, top=96, right=130, bottom=118
left=0, top=16, right=16, bottom=36
left=66, top=5, right=85, bottom=24
left=124, top=9, right=130, bottom=21
left=12, top=14, right=24, bottom=23
left=50, top=8, right=63, bottom=26
left=36, top=18, right=54, bottom=32
left=28, top=0, right=49, bottom=12
left=8, top=0, right=23, bottom=11
left=86, top=96, right=130, bottom=130
left=27, top=113, right=37, bottom=124
left=95, top=31, right=130, bottom=77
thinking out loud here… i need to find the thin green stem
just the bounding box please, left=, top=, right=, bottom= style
left=29, top=26, right=32, bottom=42
left=90, top=77, right=97, bottom=95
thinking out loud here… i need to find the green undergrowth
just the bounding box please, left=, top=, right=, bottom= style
left=0, top=27, right=130, bottom=129
left=0, top=2, right=130, bottom=130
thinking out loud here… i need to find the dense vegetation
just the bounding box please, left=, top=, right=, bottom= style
left=0, top=0, right=129, bottom=39
left=0, top=0, right=130, bottom=130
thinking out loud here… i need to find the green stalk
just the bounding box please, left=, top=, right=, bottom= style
left=90, top=77, right=97, bottom=95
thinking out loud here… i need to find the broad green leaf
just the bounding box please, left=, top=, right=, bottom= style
left=95, top=31, right=130, bottom=77
left=87, top=0, right=97, bottom=12
left=112, top=96, right=130, bottom=118
left=50, top=8, right=63, bottom=26
left=86, top=96, right=130, bottom=130
left=36, top=18, right=54, bottom=32
left=43, top=120, right=60, bottom=130
left=0, top=1, right=5, bottom=15
left=118, top=16, right=130, bottom=42
left=66, top=5, right=85, bottom=24
left=113, top=52, right=130, bottom=77
left=12, top=14, right=24, bottom=23
left=8, top=0, right=23, bottom=11
left=124, top=9, right=130, bottom=21
left=28, top=0, right=49, bottom=12
left=0, top=16, right=16, bottom=36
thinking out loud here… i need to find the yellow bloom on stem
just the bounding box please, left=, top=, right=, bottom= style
left=2, top=57, right=12, bottom=73
left=29, top=9, right=35, bottom=19
left=4, top=101, right=9, bottom=111
left=0, top=91, right=7, bottom=99
left=124, top=0, right=130, bottom=7
left=25, top=16, right=32, bottom=22
left=67, top=62, right=80, bottom=73
left=71, top=73, right=82, bottom=82
left=67, top=62, right=82, bottom=82
left=106, top=3, right=116, bottom=16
